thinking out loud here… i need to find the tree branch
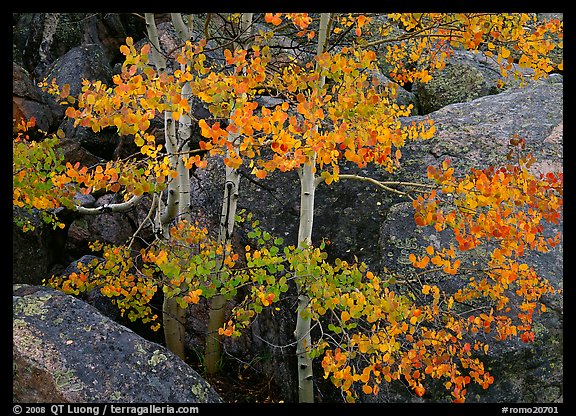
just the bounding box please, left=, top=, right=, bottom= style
left=317, top=173, right=435, bottom=199
left=75, top=194, right=144, bottom=215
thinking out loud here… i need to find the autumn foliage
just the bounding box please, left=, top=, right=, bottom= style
left=13, top=13, right=562, bottom=403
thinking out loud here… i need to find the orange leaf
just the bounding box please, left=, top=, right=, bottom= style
left=415, top=384, right=425, bottom=397
left=65, top=107, right=77, bottom=118
left=60, top=84, right=70, bottom=99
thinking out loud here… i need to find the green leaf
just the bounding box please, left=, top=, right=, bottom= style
left=328, top=323, right=342, bottom=334
left=134, top=135, right=145, bottom=147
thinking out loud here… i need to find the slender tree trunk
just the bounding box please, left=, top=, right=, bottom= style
left=145, top=13, right=188, bottom=360
left=204, top=13, right=253, bottom=374
left=294, top=159, right=317, bottom=403
left=160, top=114, right=183, bottom=358
left=205, top=149, right=240, bottom=373
left=293, top=12, right=331, bottom=403
left=162, top=111, right=189, bottom=359
left=162, top=292, right=186, bottom=359
left=171, top=13, right=192, bottom=41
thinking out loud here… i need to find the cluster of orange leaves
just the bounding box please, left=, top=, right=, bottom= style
left=46, top=242, right=161, bottom=330
left=410, top=154, right=561, bottom=350
left=384, top=13, right=562, bottom=86
left=191, top=42, right=435, bottom=180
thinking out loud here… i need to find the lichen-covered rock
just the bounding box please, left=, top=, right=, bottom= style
left=414, top=50, right=501, bottom=114
left=397, top=76, right=562, bottom=184
left=13, top=284, right=223, bottom=403
left=414, top=49, right=538, bottom=115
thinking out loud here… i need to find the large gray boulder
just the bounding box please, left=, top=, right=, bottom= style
left=13, top=284, right=223, bottom=403
left=43, top=43, right=113, bottom=98
left=399, top=75, right=562, bottom=178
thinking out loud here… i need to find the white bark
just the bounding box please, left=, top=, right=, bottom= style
left=145, top=13, right=166, bottom=73
left=38, top=13, right=60, bottom=72
left=205, top=134, right=241, bottom=374
left=294, top=159, right=317, bottom=404
left=144, top=13, right=187, bottom=360
left=205, top=12, right=253, bottom=375
left=173, top=20, right=193, bottom=225
left=159, top=112, right=179, bottom=233
left=293, top=12, right=331, bottom=404
left=75, top=194, right=144, bottom=215
left=171, top=13, right=192, bottom=41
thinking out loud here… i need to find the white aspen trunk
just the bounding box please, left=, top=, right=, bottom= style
left=161, top=113, right=180, bottom=231
left=176, top=70, right=193, bottom=224
left=37, top=13, right=60, bottom=74
left=293, top=12, right=331, bottom=404
left=204, top=12, right=253, bottom=374
left=162, top=111, right=188, bottom=360
left=294, top=159, right=317, bottom=404
left=171, top=13, right=192, bottom=41
left=145, top=13, right=166, bottom=72
left=145, top=13, right=186, bottom=361
left=161, top=115, right=188, bottom=360
left=162, top=14, right=197, bottom=360
left=205, top=144, right=240, bottom=374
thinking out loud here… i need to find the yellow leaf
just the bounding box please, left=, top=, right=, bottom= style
left=341, top=310, right=350, bottom=322
left=358, top=341, right=370, bottom=354
left=198, top=119, right=211, bottom=138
